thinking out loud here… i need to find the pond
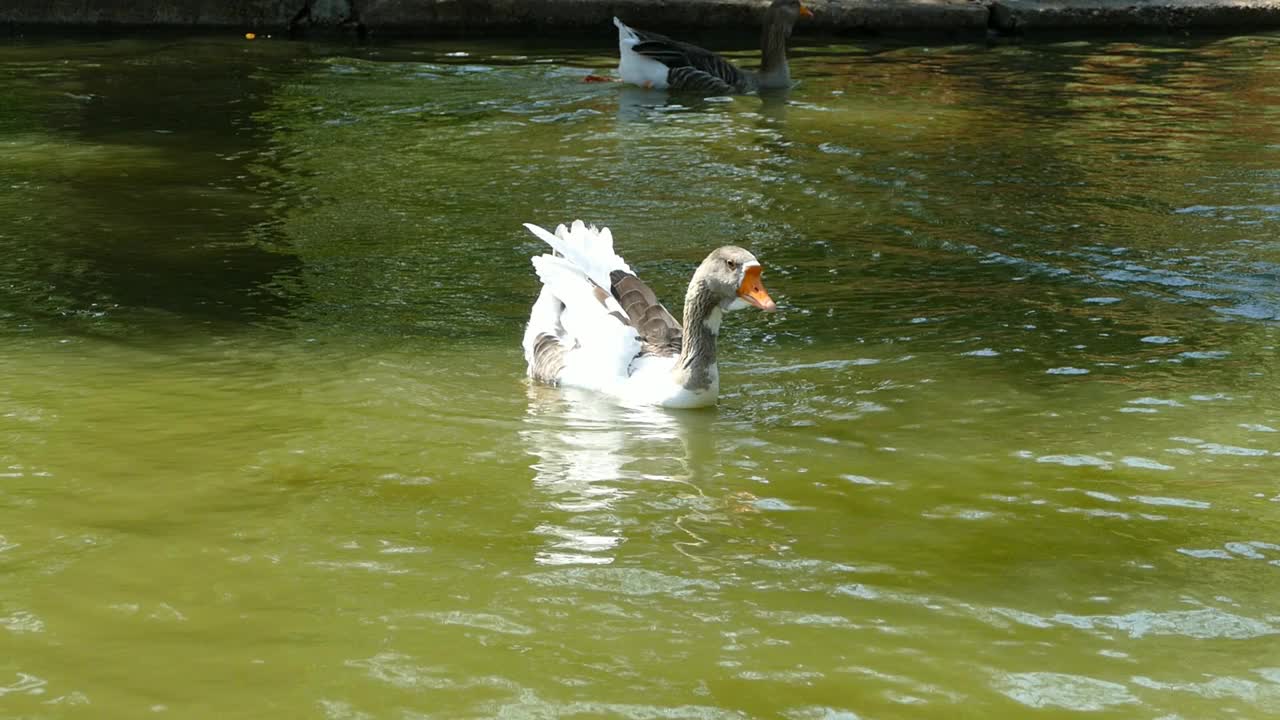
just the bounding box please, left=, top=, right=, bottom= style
left=1, top=29, right=1278, bottom=719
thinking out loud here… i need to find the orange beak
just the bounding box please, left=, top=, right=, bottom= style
left=737, top=265, right=777, bottom=312
left=799, top=4, right=814, bottom=18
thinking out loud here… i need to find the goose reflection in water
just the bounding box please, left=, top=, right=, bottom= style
left=521, top=385, right=718, bottom=566
left=615, top=85, right=793, bottom=124
left=615, top=85, right=681, bottom=123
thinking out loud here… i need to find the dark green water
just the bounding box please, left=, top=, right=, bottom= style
left=1, top=31, right=1278, bottom=719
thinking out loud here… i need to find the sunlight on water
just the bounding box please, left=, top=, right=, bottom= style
left=0, top=31, right=1278, bottom=719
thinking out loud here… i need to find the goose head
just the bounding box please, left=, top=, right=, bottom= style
left=693, top=246, right=778, bottom=313
left=766, top=0, right=814, bottom=33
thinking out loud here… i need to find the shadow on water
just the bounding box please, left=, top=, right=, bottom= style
left=0, top=40, right=306, bottom=339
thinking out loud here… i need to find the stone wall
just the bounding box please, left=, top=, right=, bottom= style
left=4, top=0, right=1279, bottom=35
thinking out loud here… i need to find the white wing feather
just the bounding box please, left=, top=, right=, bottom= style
left=522, top=285, right=562, bottom=369
left=529, top=253, right=640, bottom=388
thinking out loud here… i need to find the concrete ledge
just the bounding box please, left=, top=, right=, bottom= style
left=1, top=1, right=298, bottom=28
left=359, top=0, right=988, bottom=33
left=3, top=0, right=1279, bottom=35
left=989, top=0, right=1280, bottom=30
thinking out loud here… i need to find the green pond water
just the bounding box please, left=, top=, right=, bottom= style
left=2, top=30, right=1279, bottom=719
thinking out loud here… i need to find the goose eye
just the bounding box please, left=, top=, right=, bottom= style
left=726, top=259, right=738, bottom=271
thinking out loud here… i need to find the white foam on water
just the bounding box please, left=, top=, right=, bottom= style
left=1046, top=367, right=1090, bottom=375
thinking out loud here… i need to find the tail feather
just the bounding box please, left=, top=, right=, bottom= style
left=529, top=253, right=640, bottom=385
left=614, top=16, right=639, bottom=43
left=523, top=220, right=633, bottom=291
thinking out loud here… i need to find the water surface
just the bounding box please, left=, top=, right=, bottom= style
left=2, top=32, right=1279, bottom=719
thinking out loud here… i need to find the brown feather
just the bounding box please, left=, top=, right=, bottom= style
left=610, top=270, right=683, bottom=357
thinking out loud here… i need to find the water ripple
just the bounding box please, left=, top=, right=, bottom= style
left=1052, top=607, right=1277, bottom=640
left=524, top=567, right=720, bottom=597
left=996, top=672, right=1137, bottom=711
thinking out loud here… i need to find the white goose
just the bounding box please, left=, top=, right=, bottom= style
left=521, top=221, right=777, bottom=409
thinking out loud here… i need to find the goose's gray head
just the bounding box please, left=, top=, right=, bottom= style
left=694, top=246, right=777, bottom=312
left=767, top=0, right=814, bottom=27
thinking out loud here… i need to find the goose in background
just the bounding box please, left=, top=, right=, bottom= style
left=613, top=0, right=813, bottom=94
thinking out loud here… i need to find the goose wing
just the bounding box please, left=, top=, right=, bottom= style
left=609, top=270, right=682, bottom=357
left=629, top=33, right=750, bottom=92
left=666, top=66, right=736, bottom=95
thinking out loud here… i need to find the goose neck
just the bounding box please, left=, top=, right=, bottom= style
left=673, top=280, right=722, bottom=393
left=759, top=12, right=793, bottom=81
